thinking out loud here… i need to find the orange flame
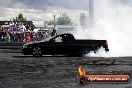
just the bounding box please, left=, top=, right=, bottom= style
left=78, top=66, right=86, bottom=76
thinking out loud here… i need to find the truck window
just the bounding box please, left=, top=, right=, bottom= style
left=55, top=36, right=62, bottom=42
left=50, top=36, right=62, bottom=43
left=61, top=34, right=75, bottom=42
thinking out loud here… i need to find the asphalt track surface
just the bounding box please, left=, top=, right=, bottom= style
left=0, top=51, right=132, bottom=88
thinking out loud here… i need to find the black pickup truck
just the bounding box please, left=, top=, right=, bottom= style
left=21, top=33, right=109, bottom=57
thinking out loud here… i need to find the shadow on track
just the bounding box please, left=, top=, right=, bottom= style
left=13, top=55, right=77, bottom=58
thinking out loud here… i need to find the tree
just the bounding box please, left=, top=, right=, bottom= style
left=13, top=13, right=27, bottom=21
left=48, top=20, right=54, bottom=25
left=48, top=13, right=73, bottom=25
left=56, top=14, right=73, bottom=25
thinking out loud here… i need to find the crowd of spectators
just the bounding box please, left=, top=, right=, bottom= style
left=0, top=22, right=50, bottom=43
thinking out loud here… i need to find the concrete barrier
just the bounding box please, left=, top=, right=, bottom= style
left=0, top=42, right=24, bottom=49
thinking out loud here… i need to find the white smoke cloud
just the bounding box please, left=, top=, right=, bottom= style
left=73, top=0, right=132, bottom=57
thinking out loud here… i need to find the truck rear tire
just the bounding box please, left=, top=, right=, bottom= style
left=79, top=49, right=88, bottom=57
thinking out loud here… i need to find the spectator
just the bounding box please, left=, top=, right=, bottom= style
left=25, top=33, right=30, bottom=43
left=19, top=22, right=26, bottom=42
left=51, top=28, right=57, bottom=37
left=40, top=30, right=48, bottom=39
left=37, top=32, right=44, bottom=41
left=9, top=32, right=15, bottom=42
left=19, top=23, right=26, bottom=33
left=30, top=32, right=37, bottom=42
left=27, top=26, right=32, bottom=32
left=4, top=32, right=10, bottom=43
left=0, top=32, right=3, bottom=42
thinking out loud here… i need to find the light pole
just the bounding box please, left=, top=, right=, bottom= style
left=89, top=0, right=94, bottom=19
left=53, top=15, right=56, bottom=30
left=89, top=0, right=94, bottom=26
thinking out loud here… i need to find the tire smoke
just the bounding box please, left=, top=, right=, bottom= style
left=73, top=0, right=132, bottom=57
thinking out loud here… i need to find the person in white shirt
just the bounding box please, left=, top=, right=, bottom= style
left=19, top=22, right=26, bottom=42
left=19, top=23, right=26, bottom=33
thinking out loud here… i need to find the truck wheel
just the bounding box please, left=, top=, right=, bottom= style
left=32, top=47, right=42, bottom=57
left=79, top=50, right=88, bottom=57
